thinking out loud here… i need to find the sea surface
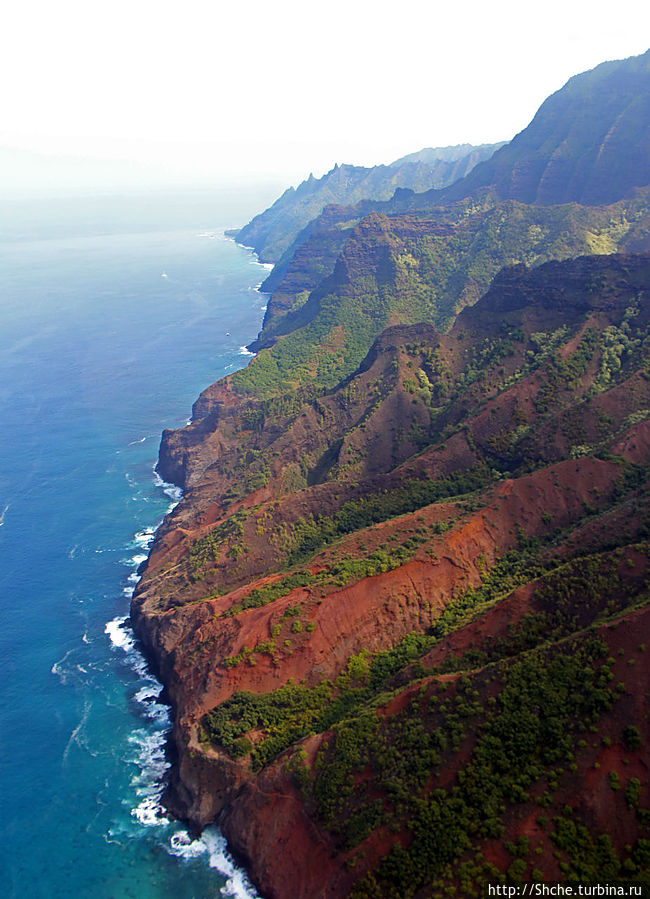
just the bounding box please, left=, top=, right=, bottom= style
left=0, top=186, right=282, bottom=898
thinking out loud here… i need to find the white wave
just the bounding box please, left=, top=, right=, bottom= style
left=260, top=305, right=267, bottom=312
left=107, top=553, right=258, bottom=894
left=169, top=831, right=207, bottom=859
left=105, top=616, right=135, bottom=652
left=128, top=726, right=171, bottom=826
left=103, top=551, right=175, bottom=835
left=122, top=553, right=148, bottom=571
left=132, top=527, right=156, bottom=549
left=82, top=631, right=90, bottom=644
left=134, top=681, right=161, bottom=701
left=68, top=543, right=78, bottom=559
left=205, top=828, right=259, bottom=898
left=167, top=827, right=259, bottom=898
left=161, top=272, right=168, bottom=279
left=132, top=795, right=170, bottom=826
left=106, top=615, right=154, bottom=681
left=134, top=683, right=168, bottom=724
left=129, top=650, right=150, bottom=679
left=239, top=346, right=255, bottom=357
left=249, top=258, right=273, bottom=272
left=0, top=503, right=8, bottom=526
left=125, top=573, right=141, bottom=597
left=153, top=470, right=183, bottom=506
left=128, top=727, right=171, bottom=826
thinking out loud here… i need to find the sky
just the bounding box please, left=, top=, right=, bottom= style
left=1, top=0, right=649, bottom=193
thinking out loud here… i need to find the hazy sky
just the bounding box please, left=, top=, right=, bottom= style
left=1, top=0, right=649, bottom=191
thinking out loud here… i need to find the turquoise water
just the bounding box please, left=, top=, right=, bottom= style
left=0, top=188, right=279, bottom=898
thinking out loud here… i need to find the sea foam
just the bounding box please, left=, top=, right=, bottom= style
left=105, top=616, right=136, bottom=653
left=169, top=827, right=259, bottom=898
left=106, top=472, right=255, bottom=890
left=153, top=470, right=183, bottom=506
left=105, top=613, right=171, bottom=826
left=128, top=728, right=171, bottom=826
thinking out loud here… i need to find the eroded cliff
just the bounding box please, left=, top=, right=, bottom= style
left=132, top=252, right=650, bottom=897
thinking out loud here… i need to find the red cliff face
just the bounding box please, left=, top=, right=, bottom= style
left=132, top=253, right=650, bottom=897
left=211, top=603, right=650, bottom=898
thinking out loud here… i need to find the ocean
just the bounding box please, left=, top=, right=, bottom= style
left=0, top=185, right=282, bottom=898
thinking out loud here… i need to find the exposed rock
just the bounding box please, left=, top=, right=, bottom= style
left=133, top=252, right=650, bottom=896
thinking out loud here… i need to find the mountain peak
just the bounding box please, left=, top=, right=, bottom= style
left=436, top=47, right=650, bottom=206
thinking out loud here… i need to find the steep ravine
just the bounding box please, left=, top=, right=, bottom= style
left=131, top=252, right=650, bottom=897
left=127, top=57, right=650, bottom=892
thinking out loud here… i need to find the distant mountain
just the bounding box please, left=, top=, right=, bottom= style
left=237, top=51, right=649, bottom=300
left=246, top=49, right=650, bottom=353
left=239, top=190, right=650, bottom=387
left=133, top=49, right=650, bottom=899
left=390, top=141, right=506, bottom=168
left=234, top=144, right=503, bottom=263
left=413, top=48, right=650, bottom=207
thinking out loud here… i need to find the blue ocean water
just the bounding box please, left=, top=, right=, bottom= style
left=0, top=187, right=281, bottom=898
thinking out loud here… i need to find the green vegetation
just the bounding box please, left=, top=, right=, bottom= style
left=533, top=329, right=600, bottom=413
left=624, top=725, right=643, bottom=751
left=232, top=195, right=649, bottom=400
left=285, top=467, right=488, bottom=565
left=223, top=570, right=315, bottom=617
left=201, top=680, right=335, bottom=767
left=432, top=546, right=650, bottom=674
left=338, top=638, right=622, bottom=897
left=202, top=635, right=440, bottom=770
left=201, top=531, right=650, bottom=767
left=223, top=525, right=450, bottom=619
left=188, top=510, right=248, bottom=579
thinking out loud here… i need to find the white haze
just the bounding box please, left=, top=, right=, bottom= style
left=1, top=0, right=648, bottom=194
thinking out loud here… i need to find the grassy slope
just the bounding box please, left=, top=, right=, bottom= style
left=232, top=193, right=650, bottom=400
left=186, top=255, right=650, bottom=894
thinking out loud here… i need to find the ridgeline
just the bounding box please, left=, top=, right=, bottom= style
left=133, top=49, right=650, bottom=898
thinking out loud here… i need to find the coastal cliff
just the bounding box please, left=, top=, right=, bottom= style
left=131, top=50, right=650, bottom=898
left=133, top=252, right=650, bottom=896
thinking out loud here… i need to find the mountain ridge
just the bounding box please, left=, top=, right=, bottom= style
left=133, top=252, right=650, bottom=896
left=131, top=49, right=650, bottom=898
left=244, top=49, right=649, bottom=351
left=234, top=143, right=504, bottom=263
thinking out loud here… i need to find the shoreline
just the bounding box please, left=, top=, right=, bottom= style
left=129, top=234, right=271, bottom=895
